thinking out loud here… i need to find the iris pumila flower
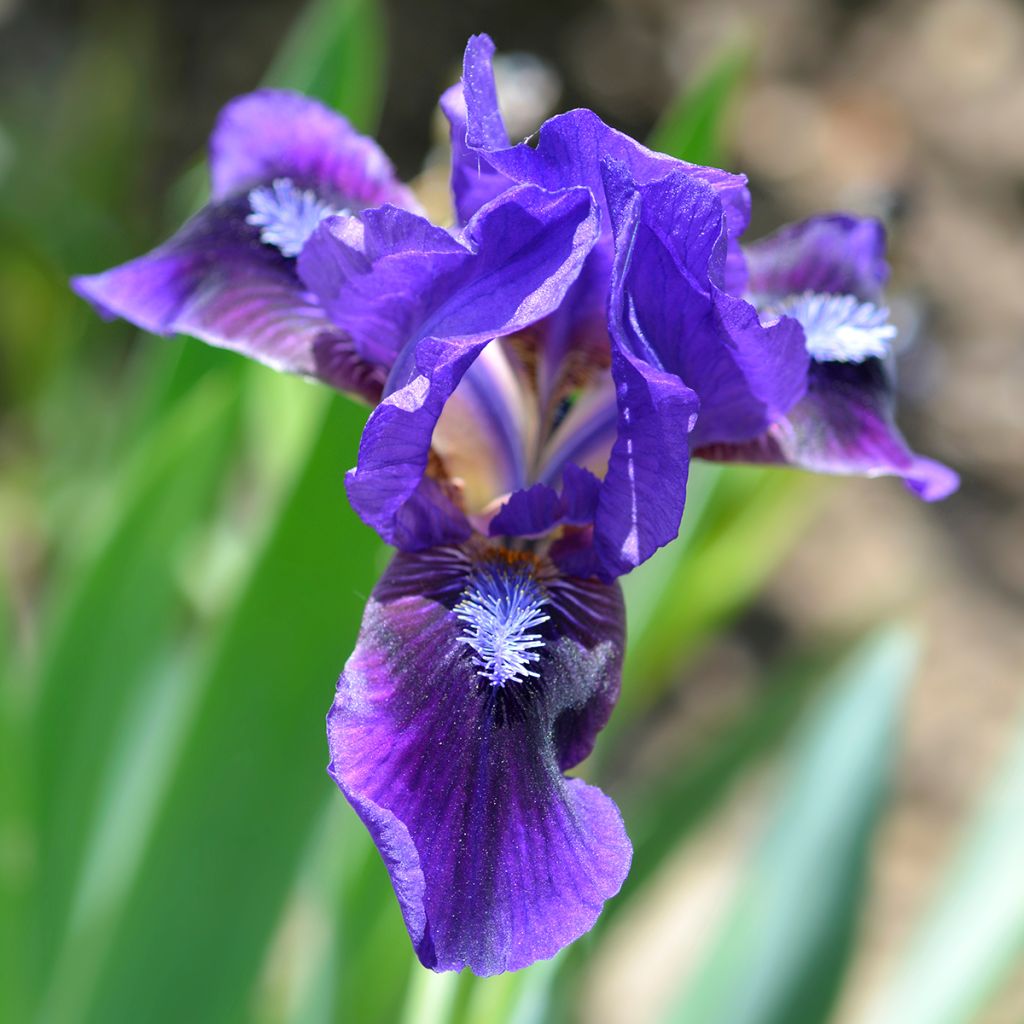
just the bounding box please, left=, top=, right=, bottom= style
left=72, top=33, right=957, bottom=979
left=73, top=89, right=419, bottom=402
left=307, top=36, right=813, bottom=975
left=693, top=216, right=960, bottom=499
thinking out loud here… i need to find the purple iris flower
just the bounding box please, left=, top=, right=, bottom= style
left=693, top=215, right=960, bottom=500
left=72, top=90, right=419, bottom=402
left=71, top=32, right=958, bottom=980
left=309, top=35, right=812, bottom=975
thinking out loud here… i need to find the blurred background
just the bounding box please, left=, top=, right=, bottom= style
left=1, top=0, right=1022, bottom=1022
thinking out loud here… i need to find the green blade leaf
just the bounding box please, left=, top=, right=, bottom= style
left=29, top=374, right=243, bottom=984
left=264, top=0, right=386, bottom=131
left=664, top=628, right=918, bottom=1024
left=76, top=396, right=382, bottom=1024
left=864, top=707, right=1024, bottom=1024
left=648, top=43, right=750, bottom=166
left=620, top=467, right=821, bottom=723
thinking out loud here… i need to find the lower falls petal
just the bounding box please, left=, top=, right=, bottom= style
left=326, top=547, right=630, bottom=975
left=694, top=359, right=959, bottom=501
left=72, top=197, right=383, bottom=402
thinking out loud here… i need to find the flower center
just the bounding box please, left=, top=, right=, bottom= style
left=454, top=557, right=550, bottom=688
left=767, top=291, right=897, bottom=364
left=246, top=177, right=342, bottom=257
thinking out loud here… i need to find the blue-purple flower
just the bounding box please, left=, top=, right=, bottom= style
left=303, top=34, right=817, bottom=974
left=73, top=89, right=419, bottom=402
left=693, top=215, right=961, bottom=500
left=72, top=31, right=958, bottom=979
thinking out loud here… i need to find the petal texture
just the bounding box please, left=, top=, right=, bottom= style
left=333, top=185, right=601, bottom=548
left=209, top=89, right=418, bottom=209
left=694, top=359, right=960, bottom=500
left=72, top=199, right=351, bottom=380
left=73, top=90, right=417, bottom=395
left=744, top=214, right=888, bottom=303
left=602, top=160, right=808, bottom=447
left=327, top=547, right=630, bottom=975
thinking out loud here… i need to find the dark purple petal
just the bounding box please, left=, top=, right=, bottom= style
left=602, top=159, right=808, bottom=447
left=341, top=185, right=601, bottom=548
left=594, top=345, right=699, bottom=578
left=72, top=199, right=383, bottom=393
left=326, top=547, right=630, bottom=975
left=489, top=464, right=601, bottom=538
left=208, top=89, right=418, bottom=210
left=694, top=359, right=960, bottom=500
left=744, top=215, right=889, bottom=303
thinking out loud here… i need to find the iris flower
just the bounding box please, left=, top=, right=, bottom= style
left=72, top=33, right=957, bottom=977
left=73, top=89, right=419, bottom=402
left=693, top=215, right=960, bottom=499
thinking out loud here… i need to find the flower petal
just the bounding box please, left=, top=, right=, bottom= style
left=71, top=199, right=367, bottom=385
left=602, top=159, right=808, bottom=447
left=447, top=34, right=751, bottom=285
left=489, top=464, right=602, bottom=538
left=327, top=547, right=630, bottom=975
left=744, top=214, right=889, bottom=303
left=338, top=185, right=601, bottom=548
left=595, top=345, right=699, bottom=577
left=694, top=359, right=960, bottom=500
left=208, top=89, right=418, bottom=210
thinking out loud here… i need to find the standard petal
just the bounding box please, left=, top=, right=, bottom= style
left=340, top=185, right=601, bottom=547
left=326, top=547, right=630, bottom=975
left=602, top=159, right=808, bottom=447
left=440, top=81, right=518, bottom=226
left=208, top=89, right=418, bottom=210
left=594, top=346, right=699, bottom=578
left=694, top=359, right=960, bottom=500
left=744, top=214, right=889, bottom=303
left=447, top=34, right=750, bottom=266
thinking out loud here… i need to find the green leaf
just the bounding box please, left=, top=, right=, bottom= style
left=28, top=373, right=242, bottom=985
left=648, top=43, right=750, bottom=166
left=70, top=396, right=383, bottom=1024
left=663, top=628, right=918, bottom=1024
left=265, top=0, right=386, bottom=131
left=865, top=707, right=1024, bottom=1024
left=620, top=467, right=821, bottom=722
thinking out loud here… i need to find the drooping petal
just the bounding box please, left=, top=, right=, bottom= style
left=71, top=199, right=368, bottom=386
left=327, top=547, right=630, bottom=975
left=602, top=159, right=808, bottom=447
left=694, top=359, right=960, bottom=500
left=744, top=214, right=888, bottom=303
left=209, top=89, right=418, bottom=210
left=73, top=90, right=418, bottom=393
left=330, top=185, right=601, bottom=548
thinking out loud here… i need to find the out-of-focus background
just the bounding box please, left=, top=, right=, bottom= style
left=1, top=0, right=1021, bottom=1022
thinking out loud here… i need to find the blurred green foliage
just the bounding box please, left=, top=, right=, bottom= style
left=1, top=2, right=1021, bottom=1022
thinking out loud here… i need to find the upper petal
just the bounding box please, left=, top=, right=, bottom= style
left=209, top=89, right=418, bottom=210
left=338, top=185, right=601, bottom=548
left=445, top=34, right=751, bottom=268
left=326, top=546, right=630, bottom=975
left=744, top=214, right=889, bottom=303
left=602, top=159, right=809, bottom=447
